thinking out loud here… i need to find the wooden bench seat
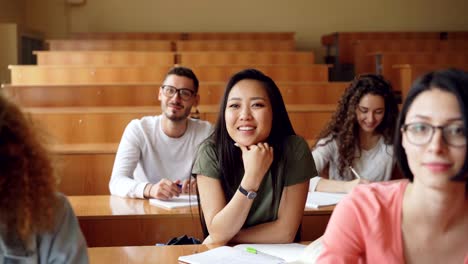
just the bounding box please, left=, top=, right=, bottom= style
left=25, top=104, right=335, bottom=144
left=3, top=81, right=348, bottom=107
left=46, top=39, right=174, bottom=51
left=9, top=64, right=330, bottom=85
left=34, top=51, right=176, bottom=65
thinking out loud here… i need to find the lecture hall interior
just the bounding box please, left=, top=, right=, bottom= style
left=0, top=0, right=467, bottom=263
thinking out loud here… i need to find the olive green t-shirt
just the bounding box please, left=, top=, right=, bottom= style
left=192, top=135, right=317, bottom=228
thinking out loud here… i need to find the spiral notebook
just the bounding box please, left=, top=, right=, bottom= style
left=149, top=194, right=198, bottom=209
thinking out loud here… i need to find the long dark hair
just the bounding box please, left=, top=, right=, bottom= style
left=314, top=74, right=398, bottom=179
left=198, top=69, right=296, bottom=237
left=394, top=68, right=468, bottom=189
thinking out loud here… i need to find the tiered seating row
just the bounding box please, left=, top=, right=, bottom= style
left=9, top=64, right=330, bottom=85
left=46, top=39, right=296, bottom=51
left=26, top=104, right=335, bottom=144
left=34, top=51, right=315, bottom=66
left=3, top=81, right=348, bottom=107
left=372, top=52, right=468, bottom=91
left=321, top=31, right=468, bottom=65
left=353, top=39, right=468, bottom=75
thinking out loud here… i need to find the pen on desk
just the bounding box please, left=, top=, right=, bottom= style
left=349, top=166, right=361, bottom=179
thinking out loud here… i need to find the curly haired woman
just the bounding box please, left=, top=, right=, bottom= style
left=309, top=74, right=400, bottom=193
left=0, top=94, right=88, bottom=263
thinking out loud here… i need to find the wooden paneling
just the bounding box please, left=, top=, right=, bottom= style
left=34, top=51, right=176, bottom=65
left=46, top=40, right=174, bottom=51
left=178, top=52, right=314, bottom=65
left=175, top=40, right=295, bottom=51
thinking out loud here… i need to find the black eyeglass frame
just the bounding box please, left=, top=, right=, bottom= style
left=161, top=85, right=196, bottom=101
left=401, top=122, right=466, bottom=147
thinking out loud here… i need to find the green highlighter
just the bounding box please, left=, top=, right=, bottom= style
left=245, top=247, right=258, bottom=254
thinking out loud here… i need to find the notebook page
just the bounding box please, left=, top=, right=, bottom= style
left=287, top=237, right=323, bottom=264
left=149, top=194, right=198, bottom=209
left=234, top=243, right=306, bottom=262
left=305, top=192, right=346, bottom=209
left=178, top=246, right=285, bottom=264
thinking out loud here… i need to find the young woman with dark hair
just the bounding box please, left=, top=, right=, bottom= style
left=193, top=69, right=316, bottom=245
left=318, top=69, right=468, bottom=263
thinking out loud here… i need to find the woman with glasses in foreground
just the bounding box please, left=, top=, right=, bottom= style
left=317, top=69, right=468, bottom=263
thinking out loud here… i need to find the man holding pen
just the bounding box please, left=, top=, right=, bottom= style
left=109, top=67, right=213, bottom=200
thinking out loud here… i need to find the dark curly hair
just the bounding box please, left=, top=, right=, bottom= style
left=0, top=93, right=57, bottom=244
left=314, top=74, right=399, bottom=180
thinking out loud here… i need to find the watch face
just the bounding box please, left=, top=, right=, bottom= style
left=247, top=191, right=257, bottom=200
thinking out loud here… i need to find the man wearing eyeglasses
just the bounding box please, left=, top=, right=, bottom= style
left=109, top=66, right=213, bottom=200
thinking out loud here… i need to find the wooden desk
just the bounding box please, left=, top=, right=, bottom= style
left=88, top=244, right=211, bottom=263
left=51, top=141, right=314, bottom=196
left=70, top=195, right=202, bottom=247
left=70, top=195, right=333, bottom=247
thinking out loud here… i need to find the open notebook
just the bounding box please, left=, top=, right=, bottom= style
left=305, top=192, right=346, bottom=209
left=178, top=243, right=307, bottom=264
left=149, top=194, right=198, bottom=209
